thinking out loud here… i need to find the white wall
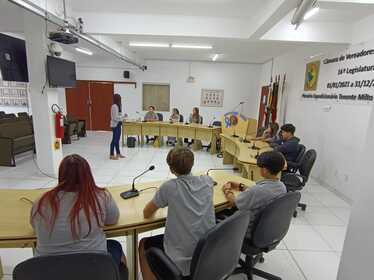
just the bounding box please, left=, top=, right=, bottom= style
left=77, top=60, right=262, bottom=124
left=260, top=42, right=374, bottom=201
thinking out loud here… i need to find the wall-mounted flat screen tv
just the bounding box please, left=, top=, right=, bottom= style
left=47, top=55, right=76, bottom=88
left=0, top=33, right=29, bottom=82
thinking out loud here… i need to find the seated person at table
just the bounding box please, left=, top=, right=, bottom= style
left=253, top=122, right=279, bottom=143
left=144, top=105, right=159, bottom=143
left=169, top=108, right=181, bottom=123
left=271, top=123, right=300, bottom=162
left=188, top=107, right=203, bottom=124
left=144, top=105, right=159, bottom=122
left=167, top=108, right=181, bottom=145
left=186, top=107, right=203, bottom=145
left=31, top=154, right=128, bottom=276
left=222, top=151, right=286, bottom=239
left=139, top=147, right=216, bottom=280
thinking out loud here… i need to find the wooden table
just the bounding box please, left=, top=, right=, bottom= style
left=220, top=134, right=273, bottom=181
left=0, top=171, right=253, bottom=280
left=122, top=121, right=221, bottom=154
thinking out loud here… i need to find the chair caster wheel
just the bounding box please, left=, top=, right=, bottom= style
left=259, top=257, right=265, bottom=263
left=293, top=211, right=298, bottom=218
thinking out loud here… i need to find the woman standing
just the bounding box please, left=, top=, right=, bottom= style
left=31, top=154, right=128, bottom=277
left=110, top=94, right=126, bottom=160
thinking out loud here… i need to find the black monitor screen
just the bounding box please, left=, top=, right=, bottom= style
left=0, top=33, right=29, bottom=82
left=47, top=56, right=76, bottom=88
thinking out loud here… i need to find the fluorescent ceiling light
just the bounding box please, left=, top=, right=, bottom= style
left=171, top=44, right=212, bottom=49
left=212, top=54, right=219, bottom=61
left=304, top=7, right=320, bottom=20
left=129, top=42, right=169, bottom=48
left=75, top=47, right=93, bottom=55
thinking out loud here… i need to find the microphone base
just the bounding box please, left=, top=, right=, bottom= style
left=120, top=189, right=140, bottom=199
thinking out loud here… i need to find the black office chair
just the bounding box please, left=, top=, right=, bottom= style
left=146, top=211, right=250, bottom=280
left=233, top=192, right=301, bottom=280
left=17, top=112, right=30, bottom=120
left=281, top=149, right=317, bottom=217
left=287, top=144, right=306, bottom=173
left=157, top=113, right=164, bottom=121
left=179, top=114, right=184, bottom=123
left=13, top=253, right=128, bottom=280
left=212, top=121, right=222, bottom=127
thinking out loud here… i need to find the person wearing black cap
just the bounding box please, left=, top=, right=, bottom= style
left=222, top=151, right=287, bottom=239
left=271, top=123, right=300, bottom=162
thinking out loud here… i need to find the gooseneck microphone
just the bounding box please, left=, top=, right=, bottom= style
left=120, top=165, right=155, bottom=199
left=206, top=167, right=239, bottom=175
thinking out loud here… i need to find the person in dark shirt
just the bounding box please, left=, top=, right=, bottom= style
left=271, top=123, right=300, bottom=162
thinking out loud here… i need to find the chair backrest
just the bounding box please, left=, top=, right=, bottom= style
left=5, top=113, right=17, bottom=119
left=252, top=192, right=301, bottom=250
left=212, top=121, right=222, bottom=127
left=13, top=253, right=121, bottom=280
left=17, top=112, right=29, bottom=119
left=295, top=144, right=306, bottom=164
left=299, top=149, right=317, bottom=181
left=157, top=113, right=163, bottom=121
left=190, top=211, right=250, bottom=280
left=256, top=127, right=266, bottom=137
left=179, top=114, right=184, bottom=123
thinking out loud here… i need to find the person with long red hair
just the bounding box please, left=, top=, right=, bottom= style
left=31, top=154, right=127, bottom=277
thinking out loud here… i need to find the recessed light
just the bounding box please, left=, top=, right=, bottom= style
left=304, top=6, right=320, bottom=20
left=129, top=42, right=170, bottom=48
left=171, top=44, right=213, bottom=49
left=75, top=47, right=93, bottom=55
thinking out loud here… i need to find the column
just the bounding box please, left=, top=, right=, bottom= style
left=24, top=11, right=63, bottom=177
left=337, top=106, right=374, bottom=279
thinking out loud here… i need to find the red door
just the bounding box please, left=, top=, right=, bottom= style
left=89, top=82, right=113, bottom=131
left=257, top=86, right=269, bottom=130
left=66, top=81, right=91, bottom=128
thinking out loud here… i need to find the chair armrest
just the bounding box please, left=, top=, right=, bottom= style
left=146, top=248, right=184, bottom=280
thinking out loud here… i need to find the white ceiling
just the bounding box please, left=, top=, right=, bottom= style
left=306, top=6, right=374, bottom=22
left=71, top=0, right=272, bottom=18
left=111, top=34, right=347, bottom=63
left=2, top=0, right=374, bottom=66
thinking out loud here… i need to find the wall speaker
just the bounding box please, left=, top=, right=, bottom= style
left=123, top=71, right=130, bottom=79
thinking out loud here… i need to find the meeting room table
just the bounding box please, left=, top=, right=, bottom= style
left=122, top=121, right=222, bottom=154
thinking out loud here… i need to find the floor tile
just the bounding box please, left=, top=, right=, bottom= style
left=283, top=225, right=331, bottom=251
left=313, top=226, right=347, bottom=251
left=328, top=207, right=351, bottom=224
left=291, top=250, right=340, bottom=280
left=249, top=250, right=305, bottom=280
left=312, top=193, right=351, bottom=208
left=303, top=206, right=345, bottom=226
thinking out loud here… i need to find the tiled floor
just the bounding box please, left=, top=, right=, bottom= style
left=0, top=131, right=351, bottom=280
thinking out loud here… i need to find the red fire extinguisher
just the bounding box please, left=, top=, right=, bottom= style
left=52, top=104, right=64, bottom=139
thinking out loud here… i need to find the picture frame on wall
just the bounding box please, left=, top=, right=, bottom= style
left=201, top=89, right=224, bottom=107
